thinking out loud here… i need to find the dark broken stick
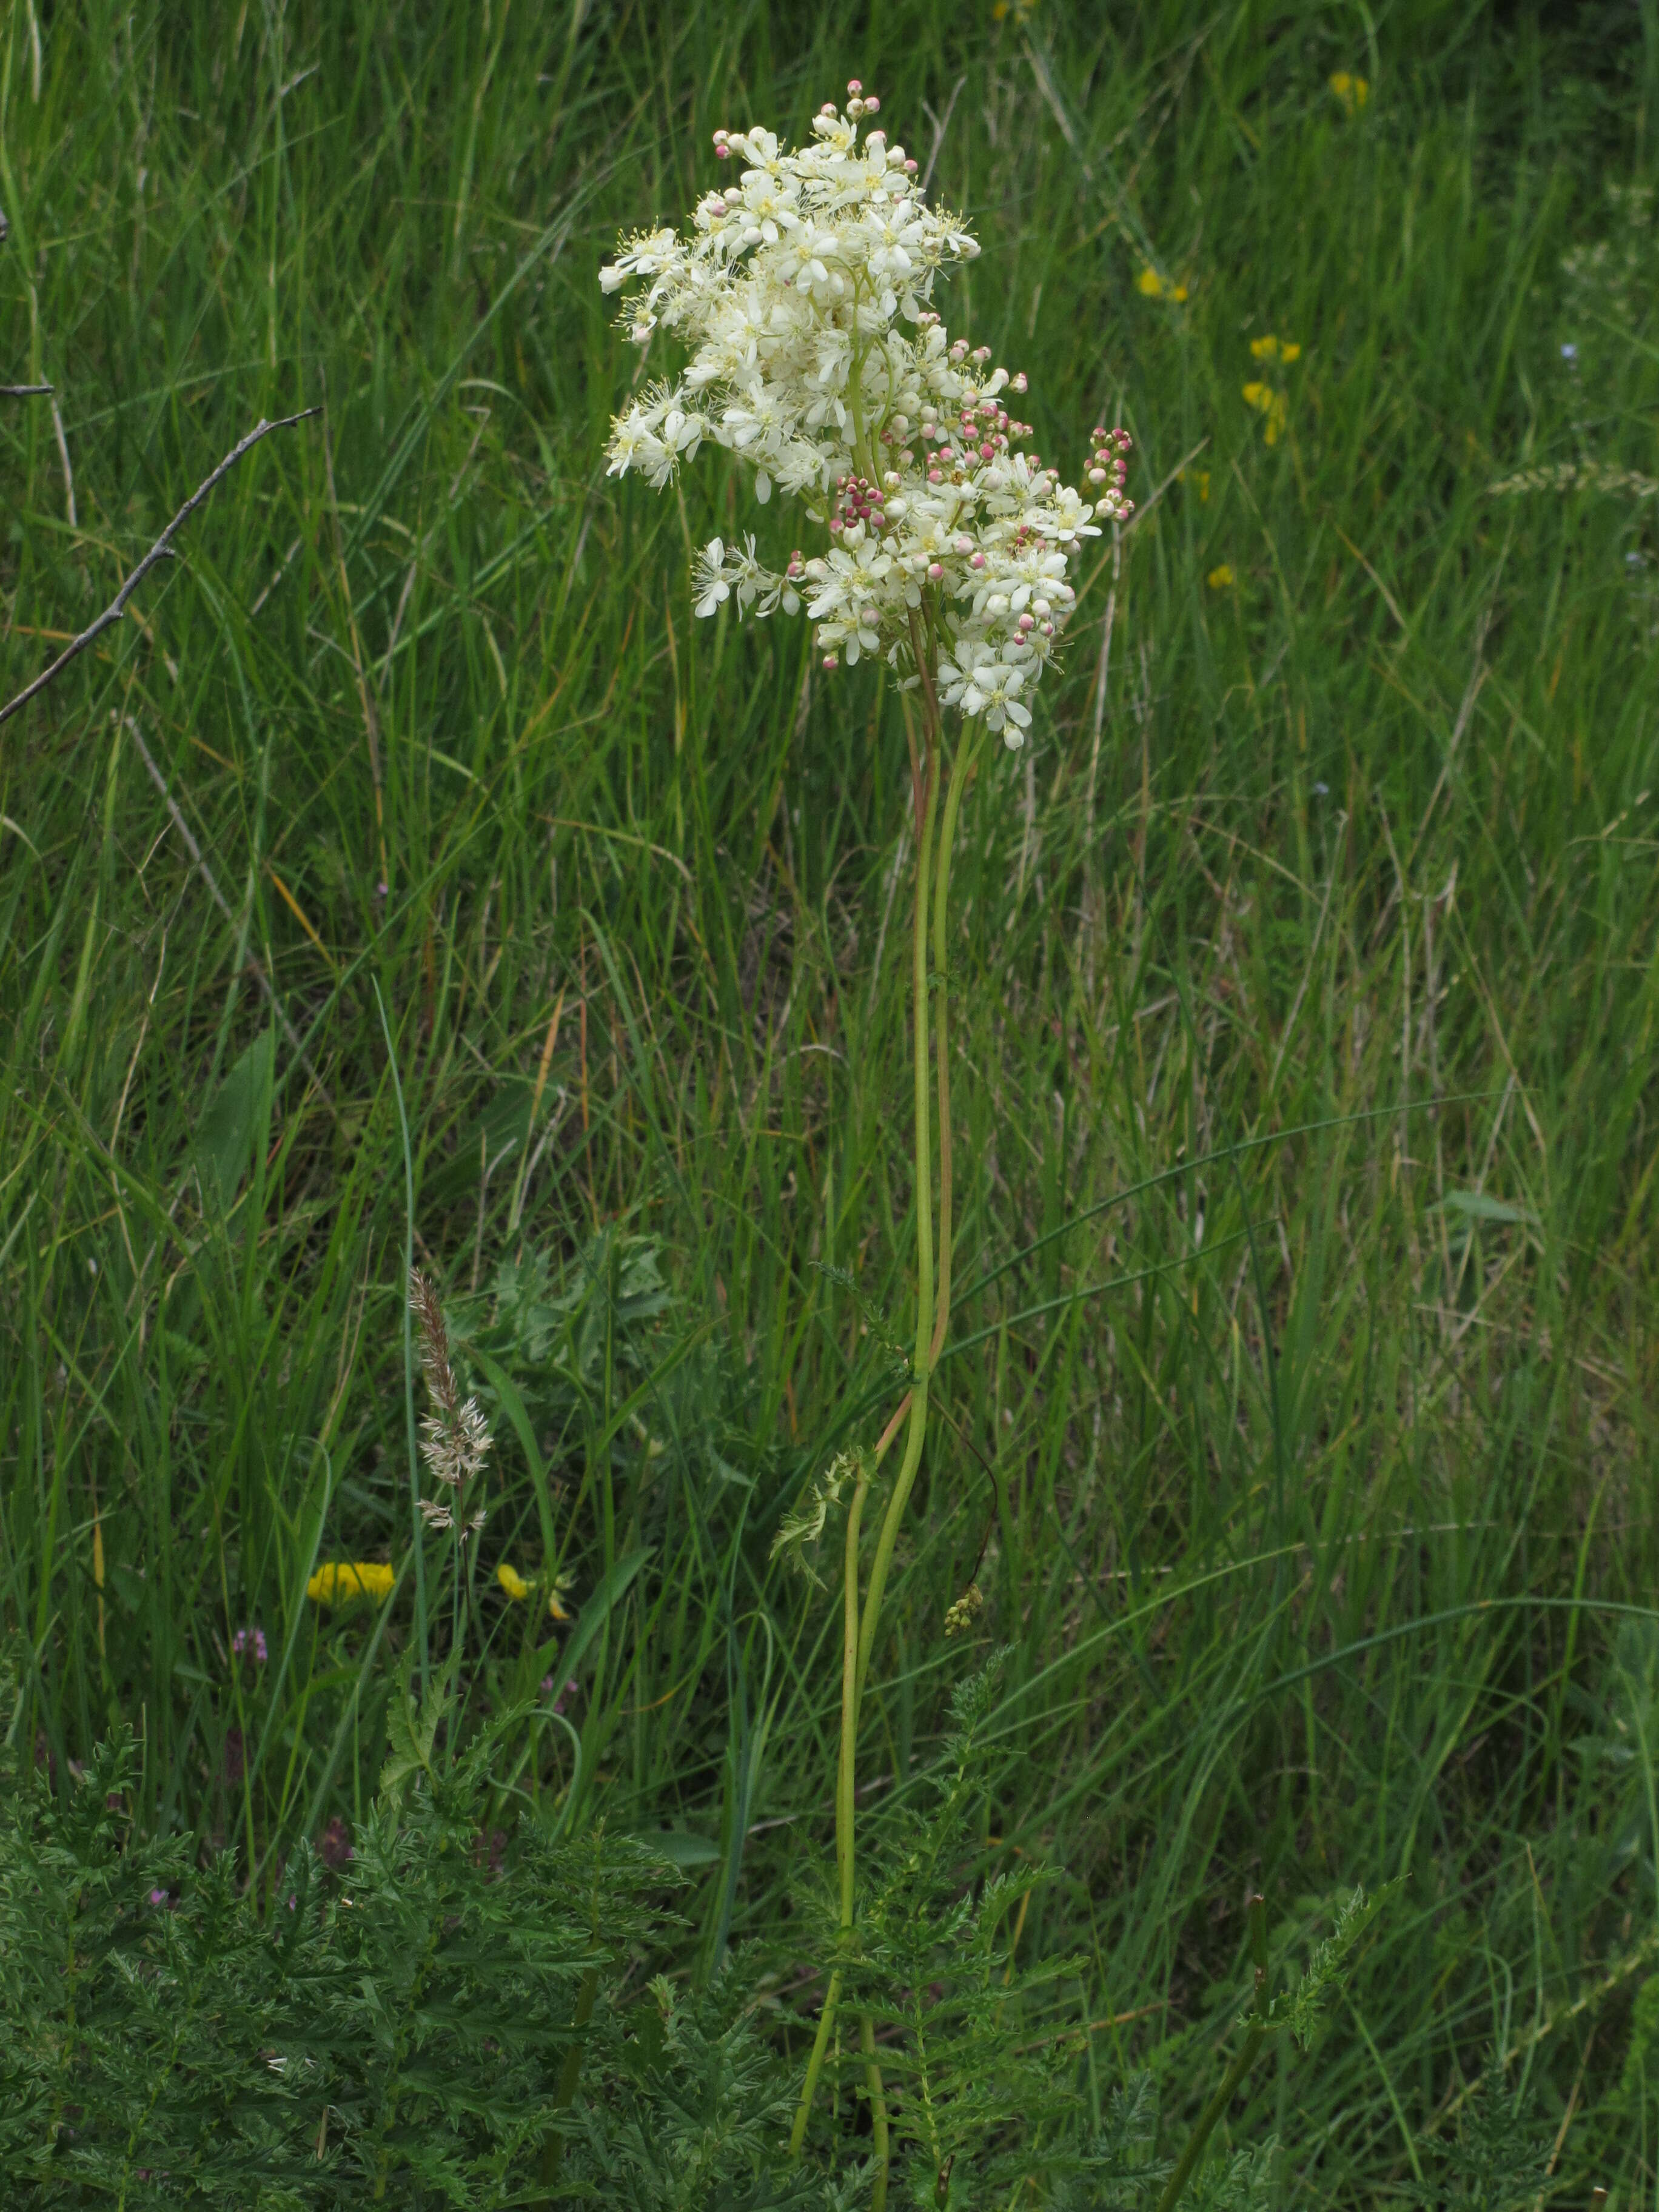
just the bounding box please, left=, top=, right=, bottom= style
left=0, top=407, right=320, bottom=728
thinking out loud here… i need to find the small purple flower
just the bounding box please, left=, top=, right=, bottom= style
left=149, top=1888, right=169, bottom=1907
left=232, top=1626, right=268, bottom=1664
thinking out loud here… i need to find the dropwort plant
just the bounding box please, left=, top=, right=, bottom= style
left=600, top=79, right=1139, bottom=2196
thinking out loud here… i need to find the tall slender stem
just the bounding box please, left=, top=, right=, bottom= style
left=788, top=1452, right=871, bottom=2160
left=791, top=620, right=969, bottom=2190
left=837, top=1469, right=871, bottom=1927
left=853, top=731, right=941, bottom=1718
left=862, top=2011, right=891, bottom=2212
left=928, top=728, right=979, bottom=1370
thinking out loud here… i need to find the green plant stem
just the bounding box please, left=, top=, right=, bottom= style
left=862, top=2009, right=891, bottom=2212
left=793, top=662, right=950, bottom=2166
left=788, top=1966, right=842, bottom=2160
left=928, top=727, right=979, bottom=1370
left=789, top=1455, right=870, bottom=2160
left=1153, top=2025, right=1267, bottom=2212
left=1155, top=1903, right=1272, bottom=2212
left=853, top=663, right=945, bottom=1721
left=534, top=1960, right=600, bottom=2202
left=837, top=1467, right=871, bottom=1928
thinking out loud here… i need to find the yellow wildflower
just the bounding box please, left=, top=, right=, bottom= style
left=1329, top=72, right=1369, bottom=116
left=1241, top=382, right=1289, bottom=445
left=1248, top=334, right=1301, bottom=363
left=1136, top=266, right=1188, bottom=303
left=306, top=1560, right=396, bottom=1608
left=1207, top=565, right=1235, bottom=589
left=495, top=1560, right=574, bottom=1620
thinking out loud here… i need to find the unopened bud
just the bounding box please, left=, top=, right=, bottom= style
left=927, top=561, right=945, bottom=580
left=846, top=78, right=863, bottom=93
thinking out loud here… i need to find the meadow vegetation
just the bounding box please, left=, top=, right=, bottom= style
left=3, top=0, right=1659, bottom=2201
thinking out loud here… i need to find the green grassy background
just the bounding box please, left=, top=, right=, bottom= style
left=4, top=0, right=1659, bottom=2199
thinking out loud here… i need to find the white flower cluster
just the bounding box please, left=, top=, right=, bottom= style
left=600, top=82, right=1133, bottom=748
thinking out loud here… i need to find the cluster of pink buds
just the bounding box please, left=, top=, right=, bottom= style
left=786, top=548, right=805, bottom=582
left=712, top=127, right=731, bottom=159
left=232, top=1625, right=268, bottom=1665
left=1087, top=425, right=1134, bottom=511
left=830, top=78, right=882, bottom=121
left=829, top=472, right=888, bottom=534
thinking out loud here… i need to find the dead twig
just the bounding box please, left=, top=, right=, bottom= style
left=0, top=407, right=320, bottom=728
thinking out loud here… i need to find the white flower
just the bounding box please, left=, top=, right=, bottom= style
left=600, top=87, right=1130, bottom=743
left=694, top=539, right=730, bottom=618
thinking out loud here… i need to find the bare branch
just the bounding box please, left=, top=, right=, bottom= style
left=0, top=406, right=320, bottom=727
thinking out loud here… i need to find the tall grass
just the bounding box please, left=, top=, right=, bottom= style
left=4, top=0, right=1659, bottom=2200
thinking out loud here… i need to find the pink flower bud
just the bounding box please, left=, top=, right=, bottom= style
left=954, top=536, right=973, bottom=554
left=820, top=101, right=837, bottom=116
left=1012, top=372, right=1028, bottom=392
left=928, top=469, right=943, bottom=484
left=864, top=95, right=880, bottom=112
left=905, top=158, right=919, bottom=173
left=828, top=517, right=843, bottom=532
left=712, top=129, right=728, bottom=144
left=847, top=78, right=863, bottom=93
left=928, top=561, right=945, bottom=580
left=1018, top=612, right=1036, bottom=630
left=1039, top=621, right=1054, bottom=637
left=970, top=551, right=986, bottom=569
left=823, top=653, right=839, bottom=669
left=715, top=144, right=730, bottom=158
left=979, top=441, right=995, bottom=459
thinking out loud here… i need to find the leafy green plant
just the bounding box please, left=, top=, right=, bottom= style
left=0, top=1689, right=663, bottom=2207
left=1, top=1650, right=1393, bottom=2207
